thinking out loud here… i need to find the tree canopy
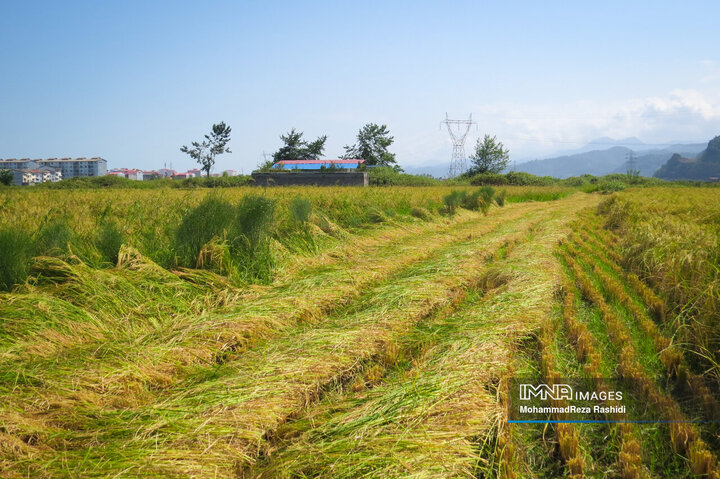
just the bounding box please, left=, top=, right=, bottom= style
left=468, top=134, right=509, bottom=175
left=342, top=123, right=399, bottom=170
left=0, top=169, right=13, bottom=186
left=272, top=129, right=327, bottom=163
left=180, top=122, right=232, bottom=177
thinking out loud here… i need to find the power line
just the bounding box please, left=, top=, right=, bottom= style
left=486, top=135, right=707, bottom=146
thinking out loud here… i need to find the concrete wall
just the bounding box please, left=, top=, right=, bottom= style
left=251, top=171, right=368, bottom=187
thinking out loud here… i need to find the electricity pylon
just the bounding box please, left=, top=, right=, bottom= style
left=442, top=113, right=475, bottom=178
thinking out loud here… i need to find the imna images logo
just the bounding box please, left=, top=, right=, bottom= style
left=519, top=383, right=573, bottom=401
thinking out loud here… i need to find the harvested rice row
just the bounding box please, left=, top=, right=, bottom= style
left=559, top=273, right=646, bottom=479
left=565, top=253, right=720, bottom=479
left=564, top=240, right=670, bottom=354
left=498, top=378, right=521, bottom=479
left=244, top=195, right=600, bottom=478
left=580, top=213, right=621, bottom=246
left=567, top=236, right=720, bottom=425
left=6, top=203, right=559, bottom=478
left=572, top=229, right=666, bottom=322
left=539, top=310, right=586, bottom=478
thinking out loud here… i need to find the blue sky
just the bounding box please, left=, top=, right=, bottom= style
left=1, top=1, right=719, bottom=172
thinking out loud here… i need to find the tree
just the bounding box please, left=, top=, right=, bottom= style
left=468, top=135, right=510, bottom=175
left=0, top=169, right=12, bottom=186
left=180, top=122, right=232, bottom=178
left=342, top=123, right=400, bottom=170
left=272, top=129, right=327, bottom=163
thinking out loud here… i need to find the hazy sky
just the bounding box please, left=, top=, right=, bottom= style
left=2, top=1, right=720, bottom=172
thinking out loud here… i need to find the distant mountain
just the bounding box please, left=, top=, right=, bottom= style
left=403, top=139, right=707, bottom=179
left=655, top=136, right=720, bottom=181
left=516, top=146, right=632, bottom=178
left=612, top=144, right=707, bottom=177
left=557, top=137, right=646, bottom=156
left=516, top=142, right=706, bottom=179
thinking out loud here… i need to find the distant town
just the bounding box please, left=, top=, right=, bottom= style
left=0, top=157, right=240, bottom=185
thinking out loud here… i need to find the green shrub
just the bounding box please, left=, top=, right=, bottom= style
left=441, top=190, right=465, bottom=215
left=369, top=167, right=440, bottom=186
left=0, top=169, right=13, bottom=186
left=461, top=190, right=482, bottom=211
left=0, top=228, right=33, bottom=290
left=599, top=180, right=627, bottom=193
left=468, top=171, right=556, bottom=186
left=477, top=186, right=495, bottom=214
left=495, top=189, right=507, bottom=207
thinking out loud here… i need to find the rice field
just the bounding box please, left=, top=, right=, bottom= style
left=1, top=185, right=720, bottom=478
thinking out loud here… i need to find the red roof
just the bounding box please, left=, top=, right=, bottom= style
left=276, top=159, right=364, bottom=165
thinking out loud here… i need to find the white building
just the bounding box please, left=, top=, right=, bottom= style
left=0, top=157, right=105, bottom=184
left=13, top=168, right=63, bottom=185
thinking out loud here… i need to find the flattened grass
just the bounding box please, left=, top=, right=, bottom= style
left=3, top=199, right=576, bottom=477
left=247, top=195, right=598, bottom=478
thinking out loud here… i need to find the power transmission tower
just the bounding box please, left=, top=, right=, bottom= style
left=626, top=150, right=639, bottom=178
left=442, top=113, right=476, bottom=178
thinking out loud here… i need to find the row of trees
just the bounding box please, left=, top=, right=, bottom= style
left=180, top=121, right=509, bottom=177
left=266, top=123, right=400, bottom=171
left=268, top=124, right=509, bottom=175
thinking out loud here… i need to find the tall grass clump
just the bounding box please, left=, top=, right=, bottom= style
left=230, top=194, right=276, bottom=282
left=95, top=221, right=124, bottom=265
left=441, top=190, right=465, bottom=215
left=495, top=189, right=507, bottom=207
left=174, top=194, right=276, bottom=283
left=289, top=196, right=312, bottom=224
left=0, top=227, right=32, bottom=290
left=455, top=186, right=495, bottom=214
left=34, top=219, right=74, bottom=256
left=367, top=207, right=388, bottom=223
left=460, top=189, right=481, bottom=211
left=410, top=206, right=433, bottom=221
left=478, top=186, right=495, bottom=214
left=283, top=196, right=317, bottom=253
left=175, top=195, right=236, bottom=267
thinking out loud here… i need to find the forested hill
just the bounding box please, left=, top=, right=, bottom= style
left=655, top=136, right=720, bottom=181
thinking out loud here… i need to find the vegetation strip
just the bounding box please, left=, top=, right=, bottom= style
left=563, top=251, right=720, bottom=478
left=539, top=288, right=586, bottom=478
